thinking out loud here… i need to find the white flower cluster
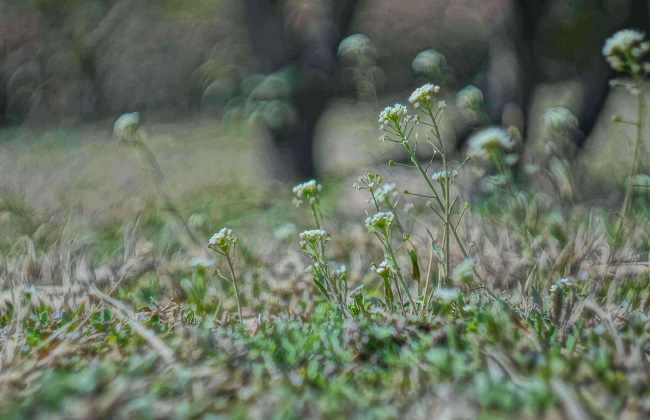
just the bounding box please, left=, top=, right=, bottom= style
left=371, top=260, right=392, bottom=277
left=338, top=34, right=374, bottom=59
left=602, top=29, right=649, bottom=72
left=113, top=112, right=140, bottom=139
left=408, top=83, right=440, bottom=108
left=292, top=179, right=322, bottom=200
left=412, top=49, right=447, bottom=81
left=467, top=127, right=515, bottom=160
left=349, top=284, right=365, bottom=299
left=299, top=229, right=329, bottom=249
left=333, top=264, right=347, bottom=279
left=431, top=169, right=459, bottom=182
left=365, top=211, right=395, bottom=233
left=306, top=262, right=321, bottom=274
left=374, top=182, right=397, bottom=202
left=550, top=277, right=573, bottom=293
left=378, top=103, right=408, bottom=126
left=208, top=227, right=238, bottom=253
left=541, top=107, right=578, bottom=137
left=456, top=85, right=483, bottom=113
left=451, top=258, right=475, bottom=284
left=432, top=288, right=460, bottom=304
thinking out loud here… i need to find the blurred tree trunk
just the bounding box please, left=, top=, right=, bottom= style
left=242, top=0, right=359, bottom=177
left=483, top=0, right=648, bottom=158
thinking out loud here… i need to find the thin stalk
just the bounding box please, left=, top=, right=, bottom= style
left=383, top=234, right=417, bottom=312
left=490, top=150, right=517, bottom=201
left=395, top=124, right=445, bottom=211
left=427, top=105, right=452, bottom=288
left=225, top=253, right=243, bottom=322
left=420, top=244, right=435, bottom=317
left=135, top=138, right=202, bottom=250
left=615, top=73, right=645, bottom=249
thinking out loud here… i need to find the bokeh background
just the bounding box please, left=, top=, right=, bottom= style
left=0, top=0, right=648, bottom=229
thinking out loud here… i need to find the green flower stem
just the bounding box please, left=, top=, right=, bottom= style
left=134, top=136, right=202, bottom=251
left=615, top=72, right=645, bottom=249
left=224, top=251, right=243, bottom=322
left=382, top=233, right=417, bottom=312
left=425, top=105, right=452, bottom=288
left=490, top=150, right=517, bottom=201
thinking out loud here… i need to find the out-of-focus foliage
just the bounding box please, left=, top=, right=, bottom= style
left=0, top=0, right=247, bottom=124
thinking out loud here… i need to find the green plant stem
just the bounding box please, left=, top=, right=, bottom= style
left=134, top=137, right=202, bottom=251
left=490, top=150, right=517, bottom=201
left=383, top=234, right=417, bottom=312
left=615, top=74, right=645, bottom=249
left=427, top=106, right=452, bottom=288
left=448, top=221, right=498, bottom=302
left=225, top=252, right=243, bottom=322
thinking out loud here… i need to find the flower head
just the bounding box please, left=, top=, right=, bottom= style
left=432, top=288, right=460, bottom=304
left=299, top=229, right=329, bottom=249
left=409, top=83, right=440, bottom=108
left=412, top=49, right=447, bottom=82
left=292, top=179, right=322, bottom=204
left=333, top=265, right=347, bottom=280
left=349, top=284, right=365, bottom=299
left=602, top=29, right=648, bottom=72
left=113, top=112, right=140, bottom=140
left=371, top=260, right=392, bottom=278
left=467, top=127, right=515, bottom=160
left=374, top=182, right=397, bottom=202
left=541, top=107, right=578, bottom=137
left=431, top=169, right=458, bottom=182
left=365, top=211, right=395, bottom=234
left=306, top=262, right=321, bottom=275
left=338, top=34, right=375, bottom=60
left=550, top=278, right=573, bottom=294
left=456, top=85, right=483, bottom=113
left=451, top=258, right=475, bottom=284
left=378, top=103, right=408, bottom=125
left=208, top=228, right=238, bottom=253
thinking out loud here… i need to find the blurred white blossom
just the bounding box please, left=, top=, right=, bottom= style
left=467, top=127, right=515, bottom=160
left=602, top=29, right=649, bottom=72
left=208, top=227, right=238, bottom=253
left=113, top=112, right=140, bottom=139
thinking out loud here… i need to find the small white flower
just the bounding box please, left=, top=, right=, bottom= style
left=602, top=29, right=648, bottom=72
left=113, top=112, right=140, bottom=139
left=408, top=83, right=440, bottom=107
left=365, top=211, right=395, bottom=233
left=208, top=228, right=238, bottom=253
left=431, top=169, right=458, bottom=182
left=412, top=49, right=447, bottom=81
left=334, top=265, right=347, bottom=279
left=559, top=278, right=573, bottom=287
left=432, top=288, right=460, bottom=304
left=299, top=229, right=329, bottom=249
left=189, top=257, right=215, bottom=268
left=306, top=262, right=321, bottom=274
left=541, top=107, right=578, bottom=137
left=456, top=85, right=483, bottom=113
left=451, top=258, right=474, bottom=284
left=374, top=182, right=397, bottom=202
left=292, top=179, right=322, bottom=198
left=274, top=222, right=298, bottom=241
left=467, top=127, right=515, bottom=160
left=349, top=284, right=365, bottom=299
left=371, top=260, right=392, bottom=277
left=378, top=103, right=408, bottom=125
left=338, top=34, right=374, bottom=59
